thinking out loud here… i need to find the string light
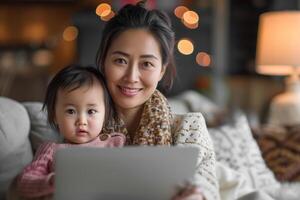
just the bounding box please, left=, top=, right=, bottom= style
left=96, top=3, right=111, bottom=17
left=177, top=39, right=194, bottom=55
left=174, top=6, right=189, bottom=19
left=196, top=52, right=211, bottom=67
left=182, top=10, right=199, bottom=29
left=183, top=20, right=199, bottom=29
left=101, top=10, right=115, bottom=21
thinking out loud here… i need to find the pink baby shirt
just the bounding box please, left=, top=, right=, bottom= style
left=16, top=133, right=125, bottom=198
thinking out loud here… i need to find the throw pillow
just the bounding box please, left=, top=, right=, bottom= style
left=208, top=112, right=279, bottom=190
left=22, top=102, right=61, bottom=153
left=253, top=124, right=300, bottom=182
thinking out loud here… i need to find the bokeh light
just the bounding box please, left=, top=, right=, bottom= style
left=182, top=11, right=199, bottom=25
left=177, top=39, right=194, bottom=55
left=0, top=24, right=8, bottom=41
left=0, top=52, right=15, bottom=69
left=32, top=49, right=53, bottom=67
left=174, top=6, right=189, bottom=19
left=183, top=20, right=199, bottom=29
left=23, top=23, right=47, bottom=43
left=101, top=10, right=115, bottom=21
left=63, top=26, right=78, bottom=42
left=196, top=52, right=211, bottom=67
left=96, top=3, right=111, bottom=17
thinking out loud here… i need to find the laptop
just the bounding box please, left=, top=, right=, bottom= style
left=54, top=146, right=199, bottom=200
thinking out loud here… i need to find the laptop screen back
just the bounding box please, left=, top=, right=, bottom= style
left=54, top=146, right=199, bottom=200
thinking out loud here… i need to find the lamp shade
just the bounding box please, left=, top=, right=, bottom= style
left=256, top=11, right=300, bottom=75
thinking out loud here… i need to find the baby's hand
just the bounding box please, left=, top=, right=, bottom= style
left=47, top=172, right=55, bottom=186
left=98, top=133, right=126, bottom=147
left=172, top=184, right=205, bottom=200
left=110, top=133, right=126, bottom=147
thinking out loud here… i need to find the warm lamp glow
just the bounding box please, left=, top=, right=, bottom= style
left=256, top=11, right=300, bottom=126
left=177, top=39, right=194, bottom=55
left=256, top=11, right=300, bottom=75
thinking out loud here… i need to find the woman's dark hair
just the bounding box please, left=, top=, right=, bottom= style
left=43, top=64, right=115, bottom=130
left=96, top=0, right=176, bottom=91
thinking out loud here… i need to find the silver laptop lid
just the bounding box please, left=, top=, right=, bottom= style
left=54, top=146, right=199, bottom=200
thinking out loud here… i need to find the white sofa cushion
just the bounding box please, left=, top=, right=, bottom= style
left=168, top=98, right=189, bottom=114
left=168, top=90, right=225, bottom=126
left=22, top=102, right=61, bottom=153
left=0, top=97, right=33, bottom=199
left=208, top=113, right=279, bottom=191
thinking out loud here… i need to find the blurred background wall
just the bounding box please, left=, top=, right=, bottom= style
left=0, top=0, right=299, bottom=122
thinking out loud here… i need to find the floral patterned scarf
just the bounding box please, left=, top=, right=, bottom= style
left=102, top=90, right=172, bottom=146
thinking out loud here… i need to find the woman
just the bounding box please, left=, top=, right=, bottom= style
left=96, top=1, right=220, bottom=200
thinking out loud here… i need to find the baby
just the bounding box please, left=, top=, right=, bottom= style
left=16, top=65, right=125, bottom=198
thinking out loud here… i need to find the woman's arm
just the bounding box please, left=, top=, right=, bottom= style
left=16, top=142, right=55, bottom=198
left=172, top=113, right=220, bottom=200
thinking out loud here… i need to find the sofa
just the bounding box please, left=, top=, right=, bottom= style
left=0, top=97, right=61, bottom=200
left=0, top=92, right=300, bottom=200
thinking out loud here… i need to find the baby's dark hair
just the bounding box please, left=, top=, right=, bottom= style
left=43, top=64, right=115, bottom=130
left=96, top=0, right=176, bottom=92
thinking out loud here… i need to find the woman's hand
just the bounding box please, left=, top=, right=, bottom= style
left=172, top=184, right=205, bottom=200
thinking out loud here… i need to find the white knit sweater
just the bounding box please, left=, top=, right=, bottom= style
left=172, top=112, right=220, bottom=200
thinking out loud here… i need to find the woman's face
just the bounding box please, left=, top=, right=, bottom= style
left=104, top=29, right=165, bottom=112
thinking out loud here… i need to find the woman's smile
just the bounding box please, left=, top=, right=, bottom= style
left=118, top=86, right=142, bottom=97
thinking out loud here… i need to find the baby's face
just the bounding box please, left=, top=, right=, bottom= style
left=54, top=82, right=105, bottom=144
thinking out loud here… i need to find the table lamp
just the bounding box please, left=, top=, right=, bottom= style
left=256, top=11, right=300, bottom=126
